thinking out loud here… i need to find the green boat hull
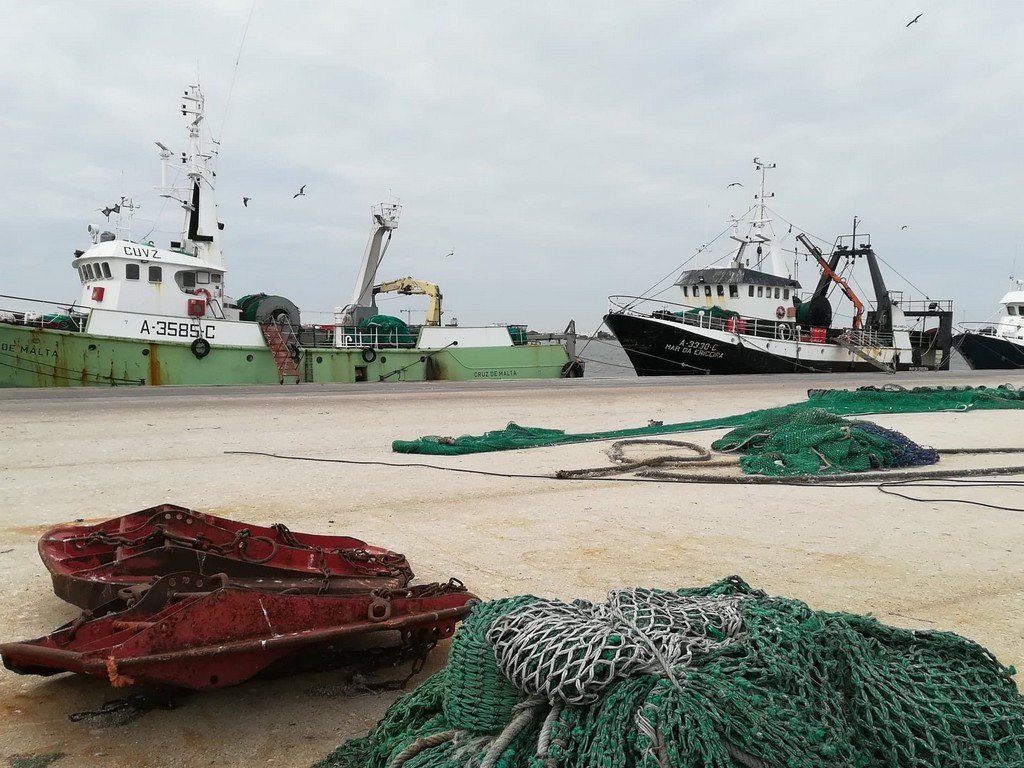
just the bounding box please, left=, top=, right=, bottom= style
left=0, top=324, right=573, bottom=387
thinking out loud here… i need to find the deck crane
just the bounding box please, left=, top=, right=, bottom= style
left=372, top=278, right=443, bottom=326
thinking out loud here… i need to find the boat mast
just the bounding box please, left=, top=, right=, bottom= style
left=158, top=85, right=223, bottom=266
left=750, top=157, right=791, bottom=278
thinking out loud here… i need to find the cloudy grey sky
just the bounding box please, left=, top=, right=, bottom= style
left=2, top=1, right=1021, bottom=331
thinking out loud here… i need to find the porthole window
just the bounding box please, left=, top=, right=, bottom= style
left=246, top=354, right=254, bottom=362
left=316, top=356, right=323, bottom=363
left=126, top=263, right=140, bottom=280
left=149, top=266, right=162, bottom=283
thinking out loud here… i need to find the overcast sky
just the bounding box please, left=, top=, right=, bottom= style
left=2, top=1, right=1022, bottom=331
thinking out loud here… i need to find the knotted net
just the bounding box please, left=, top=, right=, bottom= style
left=314, top=576, right=1024, bottom=768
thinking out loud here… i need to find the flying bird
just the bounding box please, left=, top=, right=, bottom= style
left=242, top=197, right=251, bottom=207
left=293, top=185, right=306, bottom=199
left=901, top=225, right=908, bottom=230
left=444, top=251, right=454, bottom=258
left=906, top=13, right=922, bottom=27
left=727, top=182, right=743, bottom=188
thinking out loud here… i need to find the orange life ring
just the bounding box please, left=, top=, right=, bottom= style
left=193, top=288, right=213, bottom=302
left=775, top=305, right=785, bottom=319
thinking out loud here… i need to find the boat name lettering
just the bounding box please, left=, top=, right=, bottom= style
left=665, top=339, right=725, bottom=359
left=473, top=369, right=519, bottom=378
left=139, top=320, right=215, bottom=339
left=0, top=342, right=58, bottom=358
left=123, top=246, right=159, bottom=259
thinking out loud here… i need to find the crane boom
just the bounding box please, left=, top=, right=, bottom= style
left=796, top=233, right=863, bottom=329
left=372, top=277, right=443, bottom=326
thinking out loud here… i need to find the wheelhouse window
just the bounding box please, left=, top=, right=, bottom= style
left=774, top=287, right=781, bottom=299
left=126, top=264, right=140, bottom=280
left=211, top=273, right=222, bottom=283
left=748, top=285, right=754, bottom=297
left=716, top=285, right=725, bottom=297
left=681, top=286, right=688, bottom=297
left=704, top=285, right=712, bottom=297
left=196, top=271, right=210, bottom=285
left=181, top=271, right=196, bottom=288
left=783, top=288, right=789, bottom=299
left=1011, top=306, right=1018, bottom=316
left=101, top=262, right=111, bottom=278
left=757, top=286, right=763, bottom=297
left=729, top=284, right=738, bottom=298
left=148, top=266, right=162, bottom=283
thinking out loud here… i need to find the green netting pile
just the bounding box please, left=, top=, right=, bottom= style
left=507, top=326, right=528, bottom=345
left=361, top=315, right=417, bottom=345
left=677, top=305, right=739, bottom=320
left=314, top=576, right=1024, bottom=768
left=711, top=408, right=940, bottom=476
left=393, top=384, right=1024, bottom=457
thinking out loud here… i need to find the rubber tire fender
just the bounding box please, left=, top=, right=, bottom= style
left=191, top=337, right=212, bottom=359
left=361, top=347, right=377, bottom=363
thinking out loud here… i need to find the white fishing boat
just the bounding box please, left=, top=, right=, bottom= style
left=604, top=159, right=953, bottom=375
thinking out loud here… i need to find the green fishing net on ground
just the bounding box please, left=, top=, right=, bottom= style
left=392, top=384, right=1024, bottom=457
left=711, top=408, right=940, bottom=476
left=313, top=576, right=1024, bottom=768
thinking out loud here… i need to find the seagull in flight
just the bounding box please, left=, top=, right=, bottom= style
left=727, top=182, right=743, bottom=188
left=242, top=197, right=251, bottom=207
left=906, top=13, right=922, bottom=27
left=293, top=185, right=306, bottom=199
left=444, top=250, right=454, bottom=258
left=901, top=225, right=909, bottom=230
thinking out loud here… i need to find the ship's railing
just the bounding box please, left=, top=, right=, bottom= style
left=329, top=326, right=418, bottom=349
left=898, top=297, right=953, bottom=313
left=843, top=328, right=896, bottom=348
left=607, top=295, right=898, bottom=346
left=0, top=293, right=89, bottom=332
left=957, top=320, right=1024, bottom=337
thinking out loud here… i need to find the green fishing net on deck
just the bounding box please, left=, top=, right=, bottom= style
left=361, top=315, right=417, bottom=345
left=392, top=384, right=1024, bottom=457
left=314, top=576, right=1024, bottom=768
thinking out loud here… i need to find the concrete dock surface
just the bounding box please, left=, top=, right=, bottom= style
left=1, top=370, right=1022, bottom=767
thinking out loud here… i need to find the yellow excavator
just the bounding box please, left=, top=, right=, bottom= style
left=372, top=278, right=443, bottom=326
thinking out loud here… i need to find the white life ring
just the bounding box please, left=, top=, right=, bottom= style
left=776, top=323, right=794, bottom=341
left=775, top=305, right=785, bottom=319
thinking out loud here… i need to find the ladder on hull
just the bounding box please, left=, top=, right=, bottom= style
left=260, top=322, right=301, bottom=384
left=835, top=334, right=895, bottom=374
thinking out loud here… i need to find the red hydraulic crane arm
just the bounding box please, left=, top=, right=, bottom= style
left=796, top=234, right=864, bottom=329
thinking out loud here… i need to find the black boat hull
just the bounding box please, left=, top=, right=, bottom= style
left=954, top=332, right=1024, bottom=370
left=604, top=313, right=901, bottom=376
